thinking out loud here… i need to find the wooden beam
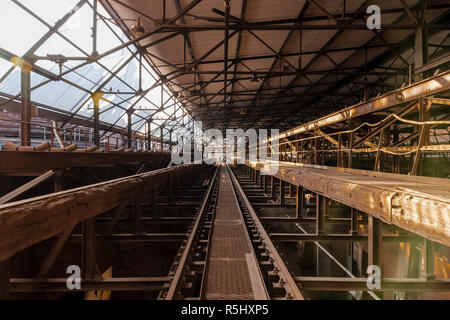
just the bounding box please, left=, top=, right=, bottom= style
left=0, top=164, right=199, bottom=261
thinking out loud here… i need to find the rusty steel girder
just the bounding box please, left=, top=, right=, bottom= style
left=0, top=150, right=171, bottom=173
left=0, top=164, right=200, bottom=261
left=271, top=70, right=450, bottom=142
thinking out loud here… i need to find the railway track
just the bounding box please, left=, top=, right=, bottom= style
left=160, top=165, right=304, bottom=300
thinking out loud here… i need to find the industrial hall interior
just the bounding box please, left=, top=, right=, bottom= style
left=0, top=0, right=449, bottom=301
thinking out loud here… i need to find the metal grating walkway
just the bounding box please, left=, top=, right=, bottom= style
left=203, top=166, right=256, bottom=300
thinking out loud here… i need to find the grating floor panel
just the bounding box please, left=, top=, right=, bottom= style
left=203, top=167, right=255, bottom=300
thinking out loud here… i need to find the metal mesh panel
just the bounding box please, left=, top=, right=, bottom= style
left=204, top=167, right=255, bottom=300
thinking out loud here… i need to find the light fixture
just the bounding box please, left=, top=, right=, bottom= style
left=130, top=18, right=145, bottom=37
left=240, top=108, right=247, bottom=115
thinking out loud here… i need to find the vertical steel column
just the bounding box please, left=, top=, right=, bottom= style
left=169, top=129, right=173, bottom=152
left=280, top=180, right=286, bottom=205
left=316, top=194, right=326, bottom=234
left=147, top=118, right=152, bottom=151
left=350, top=208, right=358, bottom=235
left=412, top=99, right=430, bottom=175
left=92, top=0, right=98, bottom=56
left=271, top=176, right=276, bottom=199
left=289, top=183, right=295, bottom=198
left=348, top=131, right=353, bottom=169
left=160, top=126, right=164, bottom=151
left=259, top=172, right=264, bottom=189
left=414, top=22, right=428, bottom=81
left=374, top=128, right=389, bottom=172
left=127, top=109, right=133, bottom=149
left=296, top=186, right=303, bottom=218
left=21, top=66, right=31, bottom=146
left=82, top=218, right=96, bottom=280
left=264, top=175, right=268, bottom=192
left=422, top=240, right=435, bottom=280
left=368, top=215, right=382, bottom=270
left=92, top=93, right=101, bottom=147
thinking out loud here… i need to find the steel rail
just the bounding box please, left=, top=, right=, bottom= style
left=226, top=165, right=305, bottom=300
left=200, top=166, right=269, bottom=300
left=164, top=166, right=219, bottom=300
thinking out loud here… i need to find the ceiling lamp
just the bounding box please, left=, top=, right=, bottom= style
left=251, top=73, right=259, bottom=83
left=130, top=18, right=145, bottom=37
left=240, top=108, right=247, bottom=115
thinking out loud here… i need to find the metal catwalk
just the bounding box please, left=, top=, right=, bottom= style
left=203, top=166, right=266, bottom=300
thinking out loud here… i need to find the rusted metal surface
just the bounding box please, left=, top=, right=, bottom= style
left=163, top=166, right=220, bottom=300
left=247, top=161, right=450, bottom=246
left=0, top=150, right=171, bottom=173
left=0, top=164, right=200, bottom=261
left=203, top=166, right=267, bottom=300
left=10, top=277, right=169, bottom=292
left=228, top=165, right=305, bottom=300
left=272, top=70, right=450, bottom=142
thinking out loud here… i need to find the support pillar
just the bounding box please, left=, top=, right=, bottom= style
left=296, top=186, right=303, bottom=218
left=368, top=215, right=382, bottom=269
left=147, top=118, right=152, bottom=151
left=316, top=194, right=326, bottom=234
left=160, top=126, right=164, bottom=151
left=350, top=208, right=358, bottom=235
left=127, top=109, right=133, bottom=149
left=259, top=172, right=263, bottom=189
left=21, top=66, right=31, bottom=146
left=280, top=180, right=286, bottom=205
left=271, top=176, right=276, bottom=199
left=414, top=23, right=428, bottom=81
left=422, top=239, right=435, bottom=280
left=82, top=218, right=96, bottom=280
left=92, top=92, right=103, bottom=147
